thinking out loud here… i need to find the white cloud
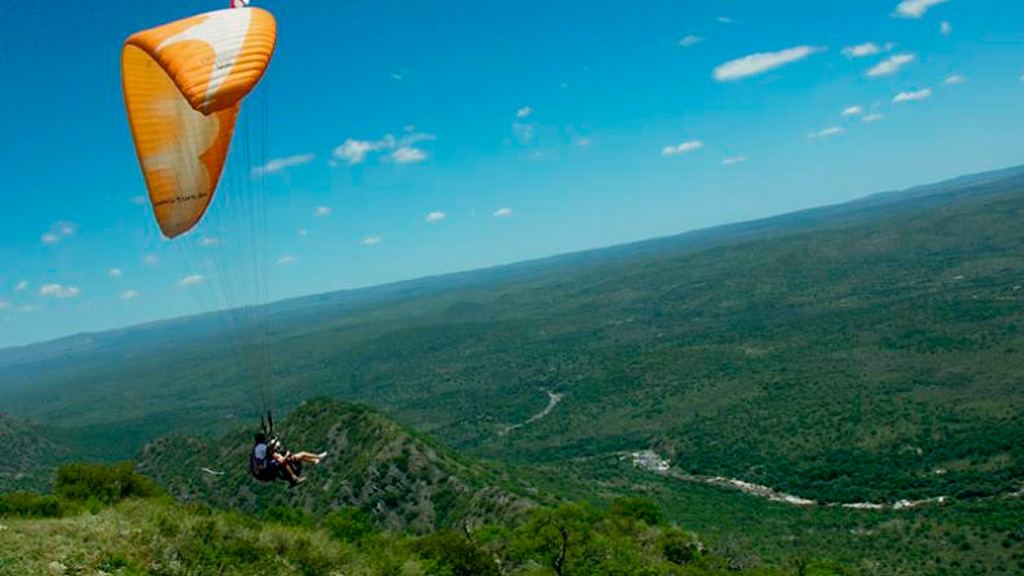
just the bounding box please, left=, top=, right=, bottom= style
left=128, top=195, right=148, bottom=206
left=425, top=211, right=447, bottom=223
left=679, top=35, right=704, bottom=47
left=865, top=53, right=916, bottom=77
left=390, top=73, right=404, bottom=81
left=493, top=207, right=514, bottom=218
left=360, top=236, right=382, bottom=246
left=940, top=21, right=952, bottom=36
left=332, top=132, right=434, bottom=166
left=810, top=126, right=845, bottom=139
left=15, top=280, right=28, bottom=292
left=841, top=42, right=882, bottom=58
left=0, top=299, right=10, bottom=311
left=662, top=141, right=705, bottom=156
left=943, top=74, right=966, bottom=85
left=276, top=255, right=297, bottom=266
left=109, top=268, right=123, bottom=278
left=58, top=221, right=76, bottom=236
left=200, top=237, right=222, bottom=247
left=576, top=137, right=592, bottom=147
left=516, top=106, right=534, bottom=119
left=842, top=105, right=864, bottom=117
left=391, top=146, right=428, bottom=164
left=893, top=0, right=950, bottom=19
left=863, top=113, right=887, bottom=123
left=297, top=228, right=308, bottom=237
left=713, top=45, right=825, bottom=82
left=40, top=284, right=81, bottom=298
left=120, top=290, right=138, bottom=301
left=717, top=16, right=733, bottom=24
left=177, top=275, right=205, bottom=288
left=17, top=304, right=41, bottom=313
left=143, top=255, right=159, bottom=267
left=40, top=221, right=76, bottom=245
left=722, top=156, right=747, bottom=165
left=333, top=138, right=387, bottom=165
left=41, top=232, right=61, bottom=245
left=314, top=206, right=332, bottom=217
left=512, top=122, right=536, bottom=146
left=893, top=88, right=932, bottom=103
left=252, top=153, right=315, bottom=176
left=560, top=82, right=569, bottom=89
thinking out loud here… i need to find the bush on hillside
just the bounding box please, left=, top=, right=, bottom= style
left=55, top=462, right=161, bottom=504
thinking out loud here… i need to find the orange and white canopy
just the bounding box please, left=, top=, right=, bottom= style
left=122, top=7, right=276, bottom=238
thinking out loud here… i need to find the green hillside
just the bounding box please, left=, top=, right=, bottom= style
left=136, top=398, right=536, bottom=534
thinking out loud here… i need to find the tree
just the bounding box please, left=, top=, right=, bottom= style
left=515, top=503, right=601, bottom=576
left=609, top=497, right=662, bottom=526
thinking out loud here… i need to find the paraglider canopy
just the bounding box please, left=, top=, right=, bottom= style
left=122, top=7, right=276, bottom=238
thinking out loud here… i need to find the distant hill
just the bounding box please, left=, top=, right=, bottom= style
left=0, top=414, right=74, bottom=492
left=135, top=398, right=535, bottom=534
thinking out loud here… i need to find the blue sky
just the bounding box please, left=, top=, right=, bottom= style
left=1, top=0, right=1023, bottom=348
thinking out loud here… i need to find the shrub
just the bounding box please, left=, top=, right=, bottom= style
left=414, top=530, right=500, bottom=576
left=324, top=507, right=377, bottom=543
left=55, top=462, right=160, bottom=504
left=0, top=492, right=66, bottom=518
left=610, top=497, right=662, bottom=526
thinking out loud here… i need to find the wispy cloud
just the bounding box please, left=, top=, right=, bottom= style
left=41, top=221, right=77, bottom=245
left=893, top=88, right=932, bottom=103
left=297, top=228, right=308, bottom=237
left=716, top=16, right=733, bottom=24
left=662, top=141, right=705, bottom=156
left=810, top=126, right=845, bottom=139
left=425, top=211, right=447, bottom=223
left=177, top=275, right=205, bottom=288
left=722, top=156, right=747, bottom=165
left=360, top=236, right=382, bottom=246
left=940, top=21, right=952, bottom=36
left=120, top=290, right=138, bottom=301
left=390, top=73, right=404, bottom=81
left=516, top=106, right=534, bottom=119
left=893, top=0, right=950, bottom=19
left=679, top=35, right=704, bottom=47
left=575, top=137, right=592, bottom=147
left=841, top=42, right=882, bottom=58
left=943, top=74, right=966, bottom=85
left=17, top=305, right=42, bottom=313
left=0, top=299, right=10, bottom=311
left=493, top=207, right=514, bottom=218
left=842, top=105, right=864, bottom=117
left=865, top=53, right=916, bottom=77
left=128, top=195, right=148, bottom=206
left=199, top=237, right=221, bottom=247
left=512, top=122, right=537, bottom=146
left=331, top=132, right=435, bottom=166
left=252, top=153, right=316, bottom=176
left=863, top=113, right=887, bottom=123
left=109, top=268, right=123, bottom=278
left=713, top=46, right=825, bottom=82
left=276, top=256, right=297, bottom=266
left=15, top=280, right=28, bottom=292
left=143, top=255, right=159, bottom=267
left=314, top=206, right=332, bottom=218
left=40, top=284, right=81, bottom=298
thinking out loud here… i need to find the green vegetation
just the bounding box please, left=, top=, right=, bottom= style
left=0, top=464, right=845, bottom=576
